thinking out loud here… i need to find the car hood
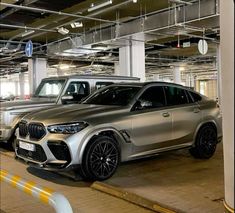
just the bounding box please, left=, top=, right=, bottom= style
left=0, top=98, right=55, bottom=111
left=23, top=104, right=128, bottom=125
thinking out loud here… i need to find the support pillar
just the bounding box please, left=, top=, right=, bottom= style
left=114, top=62, right=121, bottom=76
left=216, top=44, right=222, bottom=105
left=185, top=73, right=190, bottom=87
left=118, top=33, right=145, bottom=81
left=118, top=45, right=131, bottom=76
left=130, top=33, right=145, bottom=81
left=153, top=74, right=160, bottom=81
left=14, top=81, right=19, bottom=97
left=28, top=58, right=47, bottom=96
left=19, top=72, right=25, bottom=99
left=220, top=0, right=234, bottom=212
left=173, top=66, right=182, bottom=84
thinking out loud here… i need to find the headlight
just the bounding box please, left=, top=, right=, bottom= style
left=47, top=122, right=88, bottom=134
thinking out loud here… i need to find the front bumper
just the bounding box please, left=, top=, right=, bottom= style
left=15, top=155, right=80, bottom=172
left=15, top=138, right=73, bottom=171
left=0, top=125, right=13, bottom=141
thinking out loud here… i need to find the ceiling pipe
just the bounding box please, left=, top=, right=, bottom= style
left=12, top=0, right=135, bottom=42
left=0, top=2, right=117, bottom=24
left=0, top=23, right=57, bottom=33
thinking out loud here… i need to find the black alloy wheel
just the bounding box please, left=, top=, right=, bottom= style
left=82, top=136, right=120, bottom=181
left=190, top=125, right=217, bottom=159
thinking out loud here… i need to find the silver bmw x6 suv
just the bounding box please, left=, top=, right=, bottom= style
left=15, top=82, right=222, bottom=180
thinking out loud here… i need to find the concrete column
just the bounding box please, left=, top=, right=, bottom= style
left=130, top=33, right=145, bottom=82
left=185, top=73, right=191, bottom=87
left=28, top=58, right=47, bottom=95
left=114, top=62, right=121, bottom=76
left=118, top=33, right=145, bottom=81
left=216, top=44, right=222, bottom=105
left=118, top=46, right=131, bottom=76
left=14, top=81, right=19, bottom=97
left=220, top=0, right=234, bottom=212
left=19, top=72, right=25, bottom=99
left=173, top=66, right=182, bottom=84
left=153, top=74, right=160, bottom=81
left=191, top=74, right=195, bottom=88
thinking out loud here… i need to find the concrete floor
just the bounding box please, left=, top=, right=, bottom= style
left=104, top=143, right=225, bottom=213
left=0, top=143, right=224, bottom=213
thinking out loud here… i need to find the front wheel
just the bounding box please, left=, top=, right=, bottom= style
left=81, top=136, right=120, bottom=181
left=190, top=125, right=217, bottom=159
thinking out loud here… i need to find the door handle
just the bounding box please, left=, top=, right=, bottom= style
left=193, top=108, right=200, bottom=113
left=162, top=112, right=170, bottom=117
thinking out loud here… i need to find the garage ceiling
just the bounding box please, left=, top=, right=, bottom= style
left=0, top=0, right=220, bottom=79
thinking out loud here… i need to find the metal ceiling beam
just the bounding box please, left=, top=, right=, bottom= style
left=0, top=2, right=117, bottom=24
left=48, top=0, right=219, bottom=54
left=0, top=0, right=39, bottom=19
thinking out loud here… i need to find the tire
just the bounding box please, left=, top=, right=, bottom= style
left=9, top=135, right=17, bottom=151
left=81, top=136, right=120, bottom=181
left=190, top=125, right=217, bottom=159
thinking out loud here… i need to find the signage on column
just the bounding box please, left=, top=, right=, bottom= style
left=25, top=40, right=33, bottom=57
left=198, top=39, right=208, bottom=55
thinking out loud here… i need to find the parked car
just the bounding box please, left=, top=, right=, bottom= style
left=0, top=75, right=139, bottom=148
left=15, top=82, right=222, bottom=180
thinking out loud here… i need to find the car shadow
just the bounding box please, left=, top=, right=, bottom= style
left=26, top=166, right=91, bottom=187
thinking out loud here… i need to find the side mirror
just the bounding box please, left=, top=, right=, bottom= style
left=133, top=100, right=152, bottom=111
left=61, top=95, right=74, bottom=104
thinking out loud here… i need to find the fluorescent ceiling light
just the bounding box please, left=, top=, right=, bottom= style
left=70, top=22, right=83, bottom=28
left=169, top=0, right=193, bottom=5
left=21, top=30, right=35, bottom=37
left=59, top=64, right=70, bottom=70
left=88, top=0, right=112, bottom=12
left=133, top=0, right=137, bottom=3
left=58, top=27, right=69, bottom=35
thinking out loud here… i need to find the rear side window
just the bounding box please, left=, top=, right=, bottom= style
left=95, top=82, right=113, bottom=90
left=138, top=86, right=166, bottom=108
left=164, top=86, right=188, bottom=106
left=65, top=81, right=90, bottom=96
left=189, top=91, right=202, bottom=102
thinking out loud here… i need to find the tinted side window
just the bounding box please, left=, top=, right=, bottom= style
left=95, top=82, right=113, bottom=90
left=189, top=91, right=202, bottom=102
left=65, top=82, right=90, bottom=100
left=138, top=86, right=166, bottom=109
left=164, top=86, right=188, bottom=106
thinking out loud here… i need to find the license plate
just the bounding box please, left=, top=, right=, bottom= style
left=19, top=141, right=35, bottom=152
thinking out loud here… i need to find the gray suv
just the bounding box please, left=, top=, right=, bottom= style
left=15, top=82, right=222, bottom=180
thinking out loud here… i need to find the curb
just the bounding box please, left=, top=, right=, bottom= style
left=91, top=181, right=184, bottom=213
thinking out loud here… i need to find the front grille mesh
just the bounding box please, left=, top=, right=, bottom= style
left=28, top=123, right=46, bottom=140
left=19, top=121, right=46, bottom=140
left=17, top=144, right=47, bottom=162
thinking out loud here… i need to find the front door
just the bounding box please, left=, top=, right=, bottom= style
left=130, top=86, right=172, bottom=150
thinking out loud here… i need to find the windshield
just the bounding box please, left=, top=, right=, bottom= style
left=83, top=85, right=141, bottom=106
left=33, top=79, right=65, bottom=98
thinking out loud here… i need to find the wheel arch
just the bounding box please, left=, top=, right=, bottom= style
left=78, top=127, right=126, bottom=164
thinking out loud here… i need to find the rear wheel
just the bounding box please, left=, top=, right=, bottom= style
left=81, top=136, right=120, bottom=181
left=190, top=125, right=217, bottom=159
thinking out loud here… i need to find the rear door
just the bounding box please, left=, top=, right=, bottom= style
left=164, top=86, right=202, bottom=146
